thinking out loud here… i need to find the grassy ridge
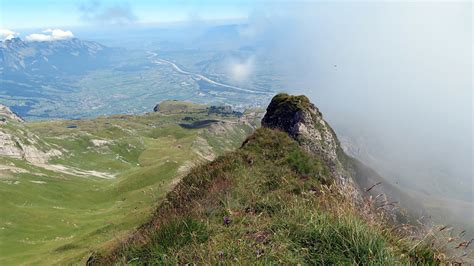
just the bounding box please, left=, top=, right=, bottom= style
left=92, top=128, right=441, bottom=264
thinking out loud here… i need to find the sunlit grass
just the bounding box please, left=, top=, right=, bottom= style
left=0, top=108, right=253, bottom=264
left=93, top=128, right=443, bottom=264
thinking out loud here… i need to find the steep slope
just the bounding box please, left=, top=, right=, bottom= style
left=0, top=102, right=260, bottom=265
left=89, top=94, right=453, bottom=264
left=261, top=94, right=426, bottom=223
left=0, top=104, right=23, bottom=123
left=0, top=105, right=62, bottom=166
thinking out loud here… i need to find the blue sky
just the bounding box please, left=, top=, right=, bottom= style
left=0, top=0, right=259, bottom=29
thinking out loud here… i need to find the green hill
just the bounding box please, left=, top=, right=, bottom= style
left=2, top=95, right=470, bottom=264
left=0, top=102, right=261, bottom=264
left=88, top=94, right=460, bottom=265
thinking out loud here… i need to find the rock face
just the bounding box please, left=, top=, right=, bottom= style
left=0, top=104, right=24, bottom=123
left=261, top=93, right=342, bottom=174
left=0, top=129, right=61, bottom=164
left=261, top=93, right=426, bottom=223
left=0, top=106, right=61, bottom=164
left=0, top=131, right=23, bottom=159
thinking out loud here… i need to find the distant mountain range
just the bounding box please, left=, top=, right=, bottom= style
left=0, top=37, right=123, bottom=119
left=0, top=37, right=115, bottom=76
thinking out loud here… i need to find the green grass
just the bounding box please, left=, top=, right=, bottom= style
left=0, top=107, right=255, bottom=264
left=92, top=128, right=441, bottom=265
left=127, top=218, right=209, bottom=265
left=154, top=100, right=206, bottom=113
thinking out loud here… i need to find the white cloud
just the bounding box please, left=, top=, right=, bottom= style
left=227, top=56, right=255, bottom=84
left=25, top=29, right=74, bottom=42
left=0, top=29, right=19, bottom=41
left=78, top=1, right=137, bottom=25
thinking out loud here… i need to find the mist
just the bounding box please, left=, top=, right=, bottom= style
left=246, top=1, right=472, bottom=226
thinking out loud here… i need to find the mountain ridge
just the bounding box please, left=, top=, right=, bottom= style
left=87, top=94, right=454, bottom=264
left=0, top=37, right=114, bottom=75
left=260, top=94, right=426, bottom=223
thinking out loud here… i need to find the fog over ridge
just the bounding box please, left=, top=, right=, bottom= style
left=241, top=1, right=472, bottom=206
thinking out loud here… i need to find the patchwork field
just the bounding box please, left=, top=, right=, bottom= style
left=0, top=102, right=261, bottom=264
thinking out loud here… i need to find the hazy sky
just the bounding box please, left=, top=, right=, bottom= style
left=0, top=0, right=258, bottom=29
left=260, top=1, right=472, bottom=200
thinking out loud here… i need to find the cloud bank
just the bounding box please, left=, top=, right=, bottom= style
left=235, top=1, right=472, bottom=235
left=0, top=29, right=19, bottom=41
left=25, top=29, right=74, bottom=42
left=256, top=2, right=472, bottom=201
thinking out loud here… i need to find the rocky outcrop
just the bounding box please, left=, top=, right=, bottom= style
left=0, top=130, right=61, bottom=164
left=0, top=104, right=24, bottom=123
left=0, top=105, right=62, bottom=165
left=0, top=131, right=23, bottom=159
left=261, top=93, right=426, bottom=223
left=262, top=93, right=343, bottom=176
